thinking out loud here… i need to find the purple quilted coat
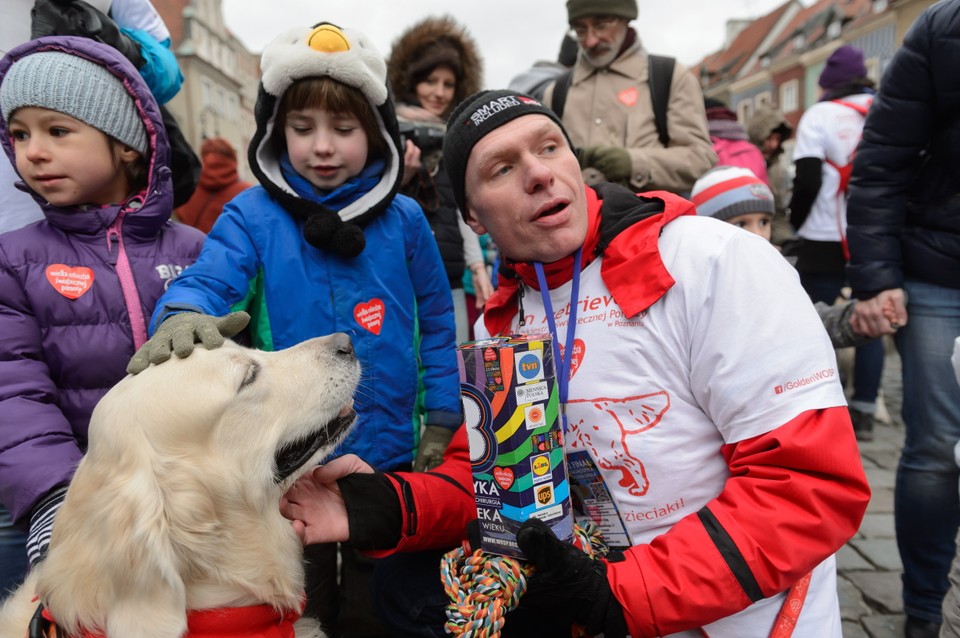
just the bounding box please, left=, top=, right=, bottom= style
left=0, top=37, right=204, bottom=522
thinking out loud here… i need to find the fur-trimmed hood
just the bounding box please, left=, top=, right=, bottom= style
left=746, top=105, right=792, bottom=148
left=249, top=23, right=403, bottom=258
left=387, top=15, right=484, bottom=117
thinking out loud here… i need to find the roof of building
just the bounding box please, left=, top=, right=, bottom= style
left=695, top=0, right=797, bottom=90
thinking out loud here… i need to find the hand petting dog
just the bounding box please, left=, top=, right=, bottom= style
left=282, top=455, right=375, bottom=546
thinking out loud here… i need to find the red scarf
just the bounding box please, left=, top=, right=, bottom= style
left=483, top=186, right=694, bottom=337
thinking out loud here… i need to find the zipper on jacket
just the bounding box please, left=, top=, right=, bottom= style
left=517, top=285, right=526, bottom=327
left=386, top=473, right=418, bottom=536
left=106, top=200, right=149, bottom=350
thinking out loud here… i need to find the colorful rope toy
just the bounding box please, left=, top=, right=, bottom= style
left=439, top=522, right=607, bottom=638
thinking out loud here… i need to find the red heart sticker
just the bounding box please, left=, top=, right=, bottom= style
left=559, top=339, right=586, bottom=379
left=569, top=339, right=585, bottom=378
left=493, top=467, right=514, bottom=490
left=46, top=264, right=94, bottom=300
left=618, top=87, right=639, bottom=107
left=354, top=299, right=385, bottom=335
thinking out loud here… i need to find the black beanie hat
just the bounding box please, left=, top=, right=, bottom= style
left=443, top=89, right=571, bottom=218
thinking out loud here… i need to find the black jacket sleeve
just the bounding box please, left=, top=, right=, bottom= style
left=338, top=473, right=402, bottom=550
left=845, top=4, right=947, bottom=298
left=788, top=157, right=823, bottom=233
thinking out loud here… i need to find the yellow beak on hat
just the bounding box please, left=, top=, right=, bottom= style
left=307, top=24, right=350, bottom=52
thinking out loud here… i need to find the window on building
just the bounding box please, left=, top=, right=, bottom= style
left=780, top=80, right=799, bottom=113
left=873, top=0, right=888, bottom=12
left=737, top=99, right=754, bottom=122
left=866, top=56, right=881, bottom=83
left=827, top=21, right=842, bottom=39
left=202, top=80, right=212, bottom=107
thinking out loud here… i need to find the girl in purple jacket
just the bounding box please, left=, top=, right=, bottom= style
left=0, top=37, right=204, bottom=581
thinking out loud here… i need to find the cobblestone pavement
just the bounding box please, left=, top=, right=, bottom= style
left=840, top=338, right=908, bottom=638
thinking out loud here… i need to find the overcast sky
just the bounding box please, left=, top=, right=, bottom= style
left=222, top=0, right=800, bottom=89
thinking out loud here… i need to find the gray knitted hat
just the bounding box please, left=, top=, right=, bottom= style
left=0, top=51, right=148, bottom=155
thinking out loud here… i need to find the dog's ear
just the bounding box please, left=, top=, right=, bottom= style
left=37, top=431, right=218, bottom=637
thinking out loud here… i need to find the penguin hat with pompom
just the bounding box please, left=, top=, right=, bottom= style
left=248, top=23, right=404, bottom=257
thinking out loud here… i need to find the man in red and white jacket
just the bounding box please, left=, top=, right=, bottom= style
left=282, top=90, right=871, bottom=638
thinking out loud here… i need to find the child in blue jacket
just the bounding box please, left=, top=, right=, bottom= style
left=127, top=23, right=462, bottom=632
left=129, top=23, right=461, bottom=473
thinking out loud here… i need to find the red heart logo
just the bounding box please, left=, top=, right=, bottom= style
left=618, top=87, right=639, bottom=107
left=559, top=339, right=586, bottom=379
left=354, top=299, right=385, bottom=335
left=493, top=467, right=514, bottom=490
left=569, top=339, right=585, bottom=378
left=45, top=264, right=94, bottom=300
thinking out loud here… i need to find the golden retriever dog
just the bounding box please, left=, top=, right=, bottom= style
left=0, top=334, right=360, bottom=638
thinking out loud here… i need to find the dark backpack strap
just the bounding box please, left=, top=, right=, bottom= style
left=550, top=69, right=574, bottom=118
left=552, top=55, right=673, bottom=147
left=648, top=54, right=675, bottom=148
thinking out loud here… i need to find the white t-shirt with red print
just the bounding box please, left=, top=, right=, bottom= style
left=792, top=93, right=872, bottom=242
left=477, top=215, right=848, bottom=637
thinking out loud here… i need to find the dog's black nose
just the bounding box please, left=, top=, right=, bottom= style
left=331, top=332, right=354, bottom=357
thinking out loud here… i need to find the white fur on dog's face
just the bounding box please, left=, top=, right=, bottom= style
left=0, top=335, right=357, bottom=638
left=97, top=336, right=360, bottom=494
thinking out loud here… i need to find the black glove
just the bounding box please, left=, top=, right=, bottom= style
left=127, top=311, right=250, bottom=374
left=516, top=518, right=629, bottom=638
left=32, top=0, right=145, bottom=67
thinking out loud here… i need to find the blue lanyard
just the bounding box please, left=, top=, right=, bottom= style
left=533, top=247, right=582, bottom=432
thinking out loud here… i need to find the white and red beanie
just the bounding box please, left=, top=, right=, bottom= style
left=690, top=166, right=774, bottom=221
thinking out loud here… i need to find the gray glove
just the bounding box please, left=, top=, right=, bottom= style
left=814, top=301, right=870, bottom=349
left=26, top=486, right=67, bottom=565
left=127, top=311, right=250, bottom=374
left=580, top=145, right=633, bottom=186
left=413, top=425, right=454, bottom=472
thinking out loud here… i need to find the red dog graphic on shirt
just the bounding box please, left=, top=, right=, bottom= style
left=569, top=391, right=670, bottom=497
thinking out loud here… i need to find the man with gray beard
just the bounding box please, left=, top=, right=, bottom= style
left=543, top=0, right=715, bottom=195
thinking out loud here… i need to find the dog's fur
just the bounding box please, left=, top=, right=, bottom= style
left=0, top=335, right=360, bottom=638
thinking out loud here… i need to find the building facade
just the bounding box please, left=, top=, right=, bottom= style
left=152, top=0, right=259, bottom=181
left=697, top=0, right=936, bottom=125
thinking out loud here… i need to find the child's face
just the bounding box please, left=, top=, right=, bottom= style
left=726, top=212, right=773, bottom=242
left=9, top=107, right=135, bottom=207
left=283, top=107, right=369, bottom=191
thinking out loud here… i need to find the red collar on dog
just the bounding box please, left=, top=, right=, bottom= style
left=37, top=602, right=302, bottom=638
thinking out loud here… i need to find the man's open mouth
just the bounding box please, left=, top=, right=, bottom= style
left=536, top=201, right=568, bottom=219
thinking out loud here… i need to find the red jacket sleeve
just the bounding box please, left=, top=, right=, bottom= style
left=607, top=406, right=870, bottom=637
left=366, top=425, right=476, bottom=557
